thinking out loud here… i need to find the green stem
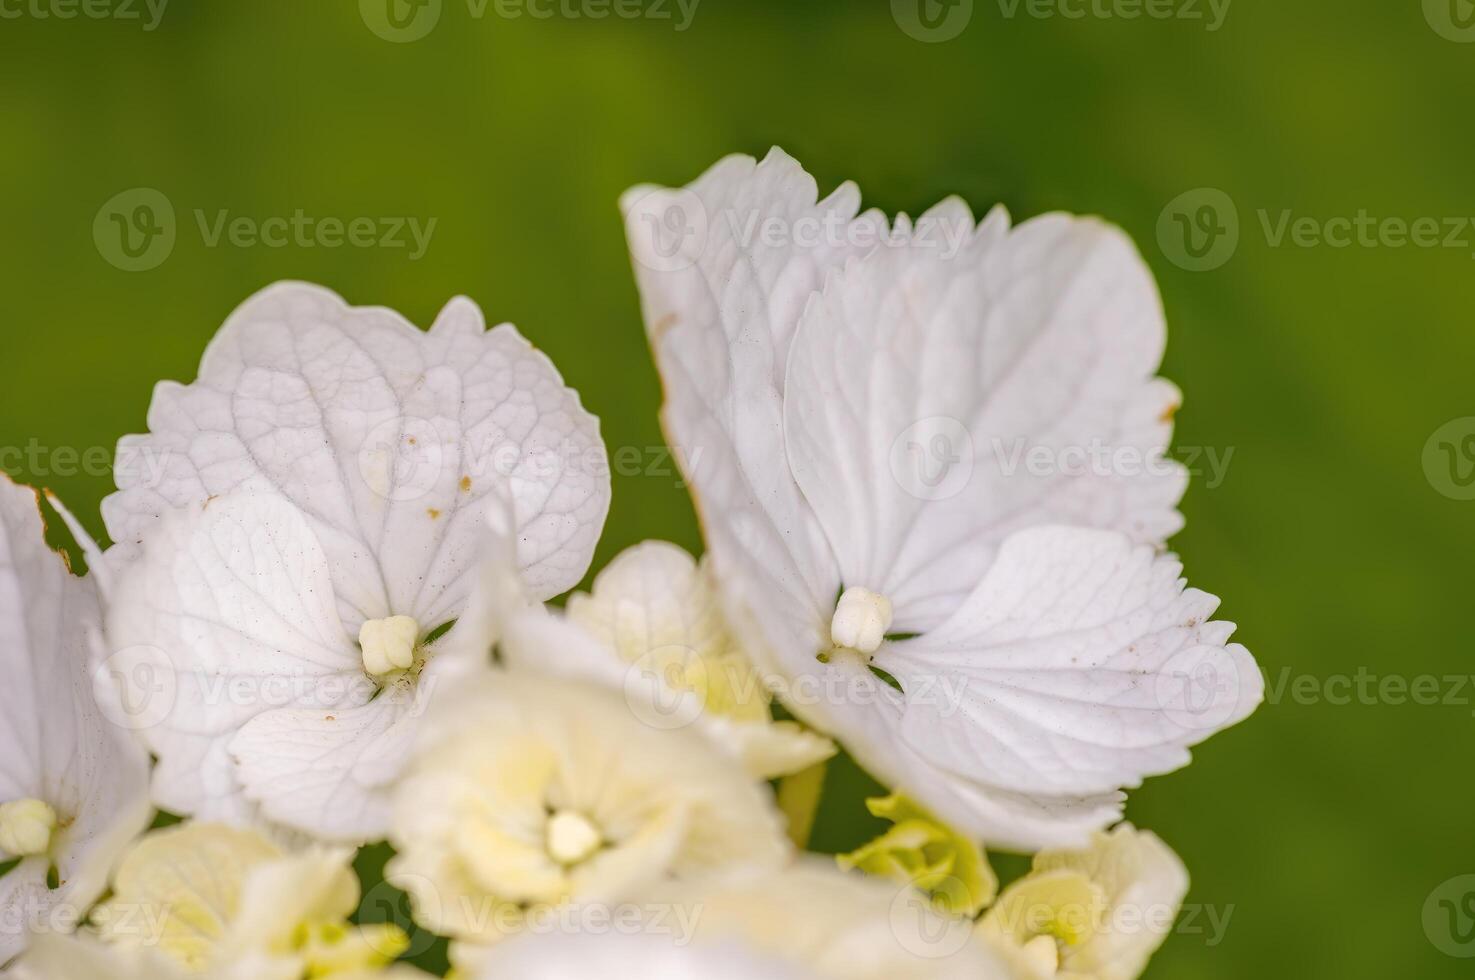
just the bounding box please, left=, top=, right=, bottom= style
left=777, top=759, right=828, bottom=849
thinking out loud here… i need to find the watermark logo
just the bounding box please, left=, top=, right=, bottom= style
left=1423, top=418, right=1475, bottom=501
left=357, top=417, right=446, bottom=503
left=93, top=188, right=436, bottom=270
left=625, top=187, right=708, bottom=273
left=360, top=0, right=443, bottom=42
left=1424, top=875, right=1475, bottom=957
left=1425, top=0, right=1475, bottom=42
left=892, top=0, right=974, bottom=42
left=93, top=645, right=178, bottom=732
left=1155, top=648, right=1246, bottom=733
left=1157, top=187, right=1239, bottom=272
left=890, top=416, right=975, bottom=501
left=93, top=187, right=176, bottom=272
left=622, top=646, right=708, bottom=731
left=888, top=877, right=975, bottom=959
left=359, top=878, right=442, bottom=959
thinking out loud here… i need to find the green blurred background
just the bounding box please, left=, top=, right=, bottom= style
left=3, top=1, right=1474, bottom=976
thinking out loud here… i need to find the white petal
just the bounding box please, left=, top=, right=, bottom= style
left=879, top=526, right=1262, bottom=800
left=650, top=858, right=1014, bottom=980
left=102, top=282, right=610, bottom=634
left=563, top=541, right=835, bottom=778
left=623, top=147, right=888, bottom=385
left=0, top=477, right=151, bottom=965
left=566, top=541, right=729, bottom=663
left=784, top=210, right=1186, bottom=632
left=474, top=931, right=823, bottom=980
left=222, top=846, right=359, bottom=959
left=622, top=150, right=872, bottom=677
left=389, top=670, right=792, bottom=946
left=703, top=716, right=837, bottom=781
left=103, top=489, right=370, bottom=833
left=229, top=687, right=421, bottom=844
left=1034, top=824, right=1188, bottom=980
left=754, top=655, right=1123, bottom=851
left=10, top=933, right=187, bottom=980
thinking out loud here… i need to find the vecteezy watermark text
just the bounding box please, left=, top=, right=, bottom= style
left=891, top=0, right=1230, bottom=42
left=1258, top=209, right=1475, bottom=256
left=1263, top=667, right=1475, bottom=713
left=0, top=0, right=167, bottom=29
left=193, top=209, right=436, bottom=260
left=93, top=188, right=436, bottom=272
left=360, top=0, right=699, bottom=43
left=1158, top=187, right=1475, bottom=272
left=1, top=440, right=171, bottom=486
left=995, top=0, right=1231, bottom=31
left=623, top=188, right=975, bottom=273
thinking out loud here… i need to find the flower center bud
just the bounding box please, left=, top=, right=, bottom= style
left=359, top=615, right=420, bottom=676
left=830, top=586, right=894, bottom=655
left=1019, top=934, right=1061, bottom=975
left=545, top=810, right=602, bottom=865
left=0, top=798, right=58, bottom=858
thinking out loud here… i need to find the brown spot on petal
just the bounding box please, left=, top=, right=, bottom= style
left=1159, top=402, right=1180, bottom=424
left=427, top=508, right=441, bottom=520
left=652, top=312, right=679, bottom=341
left=460, top=476, right=473, bottom=493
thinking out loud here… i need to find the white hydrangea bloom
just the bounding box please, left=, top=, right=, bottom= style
left=11, top=931, right=431, bottom=980
left=0, top=476, right=151, bottom=967
left=562, top=540, right=834, bottom=778
left=473, top=931, right=821, bottom=980
left=647, top=859, right=1013, bottom=980
left=623, top=148, right=1261, bottom=850
left=100, top=282, right=610, bottom=843
left=422, top=504, right=831, bottom=781
left=471, top=860, right=1013, bottom=980
left=9, top=933, right=189, bottom=980
left=385, top=668, right=790, bottom=963
left=89, top=822, right=410, bottom=978
left=977, top=824, right=1188, bottom=980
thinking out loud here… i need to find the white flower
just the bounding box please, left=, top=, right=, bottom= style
left=562, top=540, right=834, bottom=779
left=977, top=824, right=1188, bottom=980
left=472, top=859, right=1013, bottom=980
left=385, top=668, right=790, bottom=960
left=430, top=503, right=832, bottom=780
left=471, top=931, right=822, bottom=980
left=10, top=933, right=189, bottom=980
left=90, top=822, right=411, bottom=978
left=0, top=476, right=151, bottom=967
left=646, top=859, right=1013, bottom=980
left=100, top=282, right=610, bottom=842
left=835, top=792, right=997, bottom=917
left=623, top=149, right=1261, bottom=850
left=12, top=932, right=430, bottom=980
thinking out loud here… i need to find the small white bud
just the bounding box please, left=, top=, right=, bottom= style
left=0, top=798, right=58, bottom=858
left=1020, top=934, right=1061, bottom=975
left=359, top=615, right=419, bottom=676
left=830, top=587, right=894, bottom=655
left=546, top=810, right=602, bottom=865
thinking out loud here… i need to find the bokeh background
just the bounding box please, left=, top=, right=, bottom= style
left=3, top=1, right=1474, bottom=976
